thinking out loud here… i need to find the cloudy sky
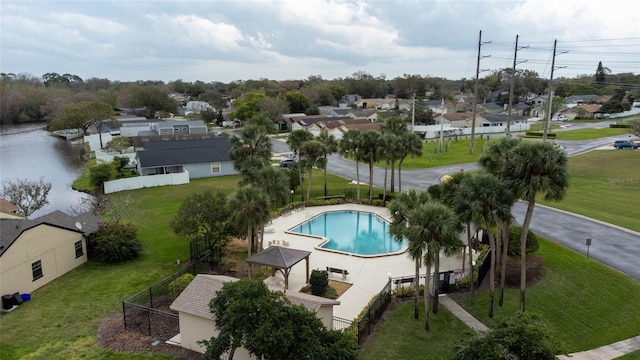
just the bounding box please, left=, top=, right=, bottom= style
left=1, top=0, right=638, bottom=83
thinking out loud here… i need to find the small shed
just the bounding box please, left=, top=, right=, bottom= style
left=246, top=246, right=311, bottom=290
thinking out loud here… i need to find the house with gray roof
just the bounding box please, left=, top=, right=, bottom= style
left=565, top=94, right=599, bottom=104
left=135, top=137, right=237, bottom=179
left=169, top=274, right=340, bottom=355
left=0, top=211, right=100, bottom=297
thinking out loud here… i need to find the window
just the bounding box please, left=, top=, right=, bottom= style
left=75, top=240, right=84, bottom=258
left=211, top=162, right=221, bottom=173
left=32, top=260, right=43, bottom=281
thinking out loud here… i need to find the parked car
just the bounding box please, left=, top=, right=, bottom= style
left=613, top=140, right=639, bottom=149
left=552, top=115, right=567, bottom=121
left=279, top=158, right=298, bottom=168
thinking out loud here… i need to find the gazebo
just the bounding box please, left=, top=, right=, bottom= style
left=246, top=246, right=311, bottom=290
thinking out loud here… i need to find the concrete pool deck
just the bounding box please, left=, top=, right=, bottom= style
left=262, top=203, right=474, bottom=320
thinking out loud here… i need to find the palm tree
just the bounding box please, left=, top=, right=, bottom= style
left=506, top=141, right=568, bottom=312
left=359, top=131, right=383, bottom=201
left=380, top=133, right=401, bottom=201
left=338, top=130, right=363, bottom=201
left=458, top=173, right=513, bottom=318
left=253, top=167, right=290, bottom=209
left=405, top=202, right=462, bottom=331
left=389, top=189, right=430, bottom=319
left=317, top=132, right=338, bottom=198
left=229, top=186, right=271, bottom=258
left=286, top=129, right=313, bottom=202
left=230, top=125, right=272, bottom=185
left=300, top=140, right=324, bottom=205
left=382, top=116, right=408, bottom=193
left=397, top=132, right=423, bottom=193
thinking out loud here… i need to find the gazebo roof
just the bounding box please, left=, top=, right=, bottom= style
left=246, top=246, right=311, bottom=269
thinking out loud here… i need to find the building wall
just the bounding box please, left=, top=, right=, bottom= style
left=0, top=225, right=86, bottom=295
left=183, top=161, right=237, bottom=179
left=179, top=312, right=254, bottom=359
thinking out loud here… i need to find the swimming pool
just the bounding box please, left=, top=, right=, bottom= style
left=289, top=210, right=407, bottom=256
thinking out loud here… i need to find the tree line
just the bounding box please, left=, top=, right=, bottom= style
left=3, top=64, right=637, bottom=125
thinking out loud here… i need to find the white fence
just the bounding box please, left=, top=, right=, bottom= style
left=104, top=171, right=190, bottom=194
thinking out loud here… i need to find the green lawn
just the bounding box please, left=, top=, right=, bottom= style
left=552, top=127, right=629, bottom=140
left=360, top=302, right=470, bottom=360
left=379, top=137, right=490, bottom=169
left=455, top=239, right=640, bottom=353
left=0, top=170, right=386, bottom=359
left=538, top=150, right=640, bottom=232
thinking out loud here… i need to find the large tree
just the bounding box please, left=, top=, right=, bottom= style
left=300, top=140, right=325, bottom=205
left=201, top=278, right=358, bottom=360
left=397, top=132, right=423, bottom=193
left=359, top=131, right=383, bottom=201
left=593, top=61, right=610, bottom=88
left=389, top=189, right=430, bottom=320
left=229, top=186, right=271, bottom=257
left=231, top=92, right=265, bottom=121
left=286, top=129, right=313, bottom=202
left=48, top=100, right=115, bottom=146
left=170, top=190, right=232, bottom=246
left=131, top=85, right=177, bottom=119
left=252, top=167, right=291, bottom=210
left=230, top=125, right=272, bottom=185
left=381, top=116, right=408, bottom=193
left=317, top=132, right=338, bottom=198
left=338, top=130, right=363, bottom=201
left=1, top=178, right=51, bottom=217
left=405, top=201, right=462, bottom=331
left=458, top=173, right=513, bottom=318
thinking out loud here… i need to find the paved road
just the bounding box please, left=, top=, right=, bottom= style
left=270, top=134, right=640, bottom=281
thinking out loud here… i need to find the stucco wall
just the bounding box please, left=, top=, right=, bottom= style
left=0, top=225, right=86, bottom=295
left=178, top=312, right=253, bottom=359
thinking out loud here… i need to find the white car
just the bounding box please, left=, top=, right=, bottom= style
left=551, top=115, right=567, bottom=121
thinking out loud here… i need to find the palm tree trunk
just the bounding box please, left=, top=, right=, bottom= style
left=368, top=160, right=374, bottom=201
left=323, top=156, right=328, bottom=198
left=499, top=222, right=509, bottom=306
left=432, top=253, right=440, bottom=314
left=520, top=198, right=536, bottom=312
left=306, top=167, right=313, bottom=206
left=468, top=223, right=475, bottom=305
left=414, top=259, right=420, bottom=319
left=424, top=263, right=432, bottom=331
left=383, top=160, right=389, bottom=201
left=355, top=158, right=361, bottom=201
left=298, top=158, right=304, bottom=203
left=495, top=222, right=502, bottom=275
left=247, top=226, right=253, bottom=259
left=390, top=160, right=396, bottom=193
left=398, top=158, right=404, bottom=193
left=487, top=227, right=496, bottom=319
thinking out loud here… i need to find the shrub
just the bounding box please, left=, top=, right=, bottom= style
left=169, top=273, right=195, bottom=300
left=524, top=131, right=556, bottom=138
left=310, top=269, right=329, bottom=296
left=392, top=284, right=425, bottom=298
left=89, top=161, right=117, bottom=191
left=507, top=225, right=539, bottom=255
left=609, top=123, right=630, bottom=128
left=91, top=222, right=144, bottom=263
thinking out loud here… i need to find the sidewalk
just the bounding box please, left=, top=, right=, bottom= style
left=439, top=294, right=640, bottom=359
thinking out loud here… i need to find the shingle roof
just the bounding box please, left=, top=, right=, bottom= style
left=33, top=210, right=101, bottom=237
left=0, top=212, right=90, bottom=257
left=136, top=137, right=232, bottom=167
left=246, top=246, right=311, bottom=269
left=169, top=274, right=339, bottom=318
left=0, top=198, right=19, bottom=214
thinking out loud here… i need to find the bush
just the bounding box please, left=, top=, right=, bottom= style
left=609, top=123, right=630, bottom=128
left=525, top=131, right=556, bottom=138
left=392, top=284, right=425, bottom=298
left=169, top=273, right=195, bottom=300
left=508, top=225, right=539, bottom=255
left=91, top=222, right=144, bottom=263
left=310, top=269, right=329, bottom=296
left=89, top=161, right=117, bottom=191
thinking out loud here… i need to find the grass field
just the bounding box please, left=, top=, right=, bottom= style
left=552, top=127, right=630, bottom=140
left=538, top=150, right=640, bottom=232
left=455, top=239, right=640, bottom=353
left=0, top=170, right=385, bottom=359
left=362, top=239, right=640, bottom=359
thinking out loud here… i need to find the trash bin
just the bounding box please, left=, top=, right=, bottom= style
left=20, top=293, right=31, bottom=302
left=2, top=294, right=13, bottom=310
left=12, top=292, right=23, bottom=306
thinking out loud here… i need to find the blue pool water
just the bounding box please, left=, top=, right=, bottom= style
left=289, top=210, right=407, bottom=256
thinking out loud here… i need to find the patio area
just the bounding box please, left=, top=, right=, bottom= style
left=261, top=203, right=473, bottom=320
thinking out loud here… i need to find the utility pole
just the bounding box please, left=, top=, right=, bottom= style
left=439, top=98, right=445, bottom=153
left=541, top=41, right=568, bottom=141
left=470, top=30, right=490, bottom=154
left=506, top=34, right=528, bottom=136
left=411, top=93, right=415, bottom=131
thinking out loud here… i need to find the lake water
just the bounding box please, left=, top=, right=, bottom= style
left=0, top=123, right=90, bottom=218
